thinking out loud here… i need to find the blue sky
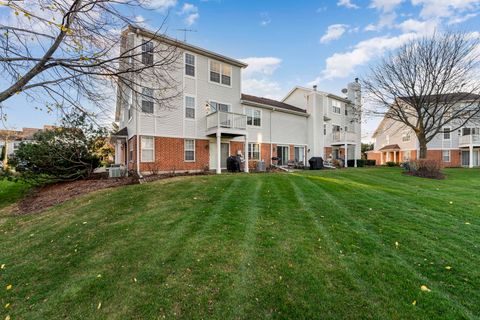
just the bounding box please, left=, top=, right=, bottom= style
left=2, top=0, right=480, bottom=140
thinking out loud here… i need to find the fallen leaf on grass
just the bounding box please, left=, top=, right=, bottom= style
left=97, top=274, right=102, bottom=278
left=4, top=303, right=10, bottom=309
left=5, top=315, right=11, bottom=320
left=465, top=222, right=471, bottom=225
left=412, top=300, right=416, bottom=306
left=1, top=264, right=5, bottom=269
left=395, top=241, right=399, bottom=248
left=6, top=285, right=12, bottom=290
left=445, top=266, right=452, bottom=270
left=97, top=302, right=102, bottom=310
left=420, top=285, right=431, bottom=292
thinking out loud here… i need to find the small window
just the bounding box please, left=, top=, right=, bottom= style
left=402, top=131, right=411, bottom=142
left=184, top=139, right=195, bottom=161
left=345, top=108, right=348, bottom=116
left=324, top=124, right=327, bottom=135
left=443, top=127, right=451, bottom=140
left=185, top=53, right=195, bottom=77
left=248, top=143, right=260, bottom=160
left=129, top=140, right=133, bottom=162
left=141, top=41, right=153, bottom=66
left=141, top=87, right=154, bottom=114
left=124, top=87, right=133, bottom=120
left=442, top=150, right=450, bottom=162
left=332, top=105, right=341, bottom=114
left=185, top=96, right=195, bottom=119
left=245, top=107, right=261, bottom=127
left=141, top=136, right=154, bottom=162
left=210, top=60, right=232, bottom=86
left=210, top=101, right=230, bottom=113
left=403, top=150, right=411, bottom=161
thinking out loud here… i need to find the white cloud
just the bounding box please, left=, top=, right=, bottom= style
left=320, top=24, right=349, bottom=43
left=369, top=0, right=404, bottom=12
left=397, top=18, right=438, bottom=33
left=260, top=12, right=271, bottom=26
left=145, top=0, right=178, bottom=11
left=320, top=33, right=420, bottom=79
left=412, top=0, right=480, bottom=19
left=337, top=0, right=359, bottom=9
left=448, top=12, right=479, bottom=25
left=240, top=57, right=282, bottom=77
left=180, top=3, right=199, bottom=26
left=365, top=0, right=404, bottom=31
left=364, top=12, right=397, bottom=31
left=239, top=57, right=283, bottom=99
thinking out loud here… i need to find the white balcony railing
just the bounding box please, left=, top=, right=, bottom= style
left=330, top=131, right=357, bottom=144
left=206, top=111, right=247, bottom=131
left=459, top=134, right=480, bottom=146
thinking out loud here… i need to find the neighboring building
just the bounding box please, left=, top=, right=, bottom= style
left=112, top=26, right=362, bottom=174
left=0, top=126, right=54, bottom=158
left=367, top=94, right=480, bottom=168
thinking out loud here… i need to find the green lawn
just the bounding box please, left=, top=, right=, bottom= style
left=0, top=179, right=30, bottom=209
left=0, top=168, right=479, bottom=319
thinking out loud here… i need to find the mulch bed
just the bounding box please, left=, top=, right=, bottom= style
left=14, top=176, right=139, bottom=215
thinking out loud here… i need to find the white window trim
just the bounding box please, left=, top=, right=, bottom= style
left=184, top=139, right=196, bottom=162
left=141, top=87, right=155, bottom=115
left=141, top=39, right=154, bottom=66
left=184, top=94, right=196, bottom=120
left=208, top=100, right=232, bottom=113
left=332, top=105, right=341, bottom=115
left=244, top=106, right=262, bottom=128
left=184, top=52, right=196, bottom=79
left=402, top=130, right=411, bottom=142
left=208, top=59, right=233, bottom=88
left=248, top=142, right=261, bottom=161
left=141, top=136, right=155, bottom=163
left=443, top=127, right=451, bottom=140
left=442, top=150, right=451, bottom=162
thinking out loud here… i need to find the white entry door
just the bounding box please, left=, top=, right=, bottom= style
left=209, top=141, right=230, bottom=170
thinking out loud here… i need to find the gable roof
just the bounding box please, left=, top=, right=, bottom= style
left=282, top=86, right=351, bottom=104
left=379, top=144, right=401, bottom=151
left=399, top=92, right=480, bottom=105
left=126, top=25, right=248, bottom=68
left=241, top=94, right=307, bottom=114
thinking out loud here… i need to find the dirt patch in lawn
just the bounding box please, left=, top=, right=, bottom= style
left=13, top=176, right=138, bottom=215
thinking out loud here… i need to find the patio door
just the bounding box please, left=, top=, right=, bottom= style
left=474, top=149, right=479, bottom=167
left=221, top=143, right=229, bottom=169
left=277, top=146, right=289, bottom=166
left=461, top=150, right=470, bottom=167
left=294, top=146, right=305, bottom=165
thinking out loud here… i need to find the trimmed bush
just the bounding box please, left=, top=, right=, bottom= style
left=347, top=159, right=365, bottom=167
left=405, top=159, right=444, bottom=179
left=385, top=161, right=398, bottom=167
left=365, top=159, right=376, bottom=166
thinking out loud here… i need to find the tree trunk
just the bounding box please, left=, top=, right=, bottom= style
left=417, top=134, right=428, bottom=159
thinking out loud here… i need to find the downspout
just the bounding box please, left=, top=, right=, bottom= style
left=270, top=107, right=274, bottom=166
left=136, top=109, right=142, bottom=178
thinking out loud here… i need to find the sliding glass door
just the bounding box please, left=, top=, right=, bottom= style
left=277, top=146, right=289, bottom=166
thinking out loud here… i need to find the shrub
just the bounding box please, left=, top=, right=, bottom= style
left=347, top=159, right=365, bottom=167
left=385, top=161, right=398, bottom=167
left=365, top=159, right=376, bottom=166
left=405, top=159, right=444, bottom=179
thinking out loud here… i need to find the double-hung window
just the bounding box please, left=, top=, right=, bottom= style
left=442, top=150, right=451, bottom=162
left=141, top=87, right=154, bottom=114
left=402, top=130, right=411, bottom=142
left=141, top=136, right=154, bottom=162
left=184, top=139, right=195, bottom=161
left=141, top=41, right=153, bottom=66
left=210, top=101, right=230, bottom=113
left=332, top=105, right=341, bottom=114
left=185, top=53, right=195, bottom=77
left=210, top=60, right=232, bottom=86
left=245, top=107, right=261, bottom=127
left=124, top=86, right=133, bottom=120
left=443, top=127, right=451, bottom=140
left=185, top=96, right=195, bottom=119
left=248, top=143, right=260, bottom=160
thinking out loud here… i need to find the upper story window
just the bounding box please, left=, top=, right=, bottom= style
left=210, top=101, right=230, bottom=113
left=245, top=107, right=261, bottom=127
left=210, top=60, right=232, bottom=86
left=185, top=96, right=195, bottom=119
left=443, top=127, right=451, bottom=140
left=402, top=130, right=411, bottom=142
left=141, top=87, right=154, bottom=114
left=141, top=41, right=154, bottom=66
left=332, top=105, right=341, bottom=114
left=185, top=53, right=195, bottom=77
left=124, top=86, right=133, bottom=120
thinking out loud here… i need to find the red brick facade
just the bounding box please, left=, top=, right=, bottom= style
left=367, top=149, right=461, bottom=167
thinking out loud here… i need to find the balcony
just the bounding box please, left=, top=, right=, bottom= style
left=330, top=131, right=358, bottom=145
left=206, top=111, right=247, bottom=137
left=459, top=134, right=480, bottom=147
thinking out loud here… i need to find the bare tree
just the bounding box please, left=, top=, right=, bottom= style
left=0, top=0, right=181, bottom=125
left=364, top=32, right=480, bottom=159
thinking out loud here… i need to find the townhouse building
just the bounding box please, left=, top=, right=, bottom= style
left=112, top=26, right=361, bottom=175
left=367, top=94, right=480, bottom=168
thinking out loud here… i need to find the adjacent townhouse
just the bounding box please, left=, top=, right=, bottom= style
left=367, top=94, right=480, bottom=168
left=0, top=126, right=54, bottom=159
left=112, top=26, right=362, bottom=175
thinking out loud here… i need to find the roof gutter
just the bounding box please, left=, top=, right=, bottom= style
left=241, top=100, right=309, bottom=117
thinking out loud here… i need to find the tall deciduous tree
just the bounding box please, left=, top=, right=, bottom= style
left=364, top=32, right=480, bottom=159
left=0, top=0, right=181, bottom=123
